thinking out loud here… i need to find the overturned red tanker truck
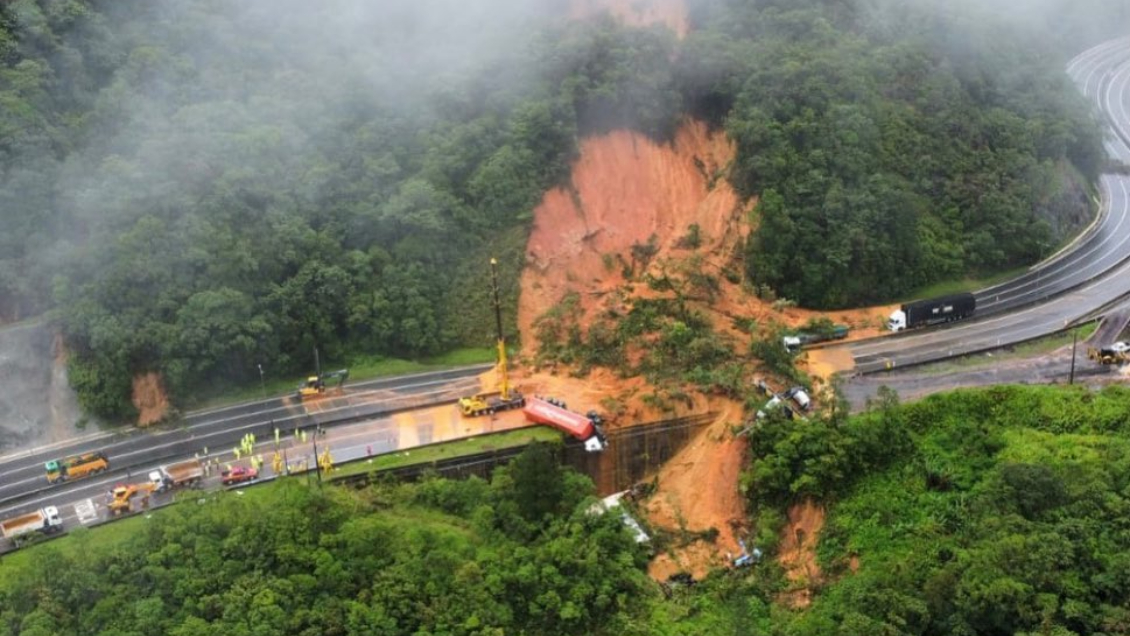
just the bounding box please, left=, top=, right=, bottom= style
left=523, top=397, right=608, bottom=452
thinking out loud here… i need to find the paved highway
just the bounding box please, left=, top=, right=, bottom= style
left=0, top=375, right=542, bottom=552
left=842, top=37, right=1130, bottom=374
left=0, top=365, right=489, bottom=510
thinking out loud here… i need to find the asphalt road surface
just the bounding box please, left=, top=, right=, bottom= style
left=842, top=308, right=1130, bottom=409
left=0, top=378, right=543, bottom=552
left=0, top=365, right=490, bottom=513
left=834, top=37, right=1130, bottom=375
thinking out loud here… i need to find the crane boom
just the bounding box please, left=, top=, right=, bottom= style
left=458, top=258, right=525, bottom=417
left=491, top=258, right=510, bottom=400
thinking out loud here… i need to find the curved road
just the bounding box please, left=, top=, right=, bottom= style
left=843, top=37, right=1130, bottom=374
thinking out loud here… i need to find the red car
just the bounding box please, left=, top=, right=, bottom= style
left=221, top=466, right=259, bottom=486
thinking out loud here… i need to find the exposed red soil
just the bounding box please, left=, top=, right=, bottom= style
left=777, top=499, right=826, bottom=608
left=643, top=398, right=748, bottom=580
left=518, top=120, right=750, bottom=357
left=132, top=372, right=170, bottom=427
left=569, top=0, right=689, bottom=38
left=514, top=117, right=891, bottom=579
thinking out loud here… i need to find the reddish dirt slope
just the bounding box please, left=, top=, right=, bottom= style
left=569, top=0, right=689, bottom=38
left=777, top=499, right=826, bottom=608
left=514, top=117, right=890, bottom=578
left=132, top=372, right=170, bottom=427
left=644, top=398, right=748, bottom=580
left=519, top=120, right=747, bottom=355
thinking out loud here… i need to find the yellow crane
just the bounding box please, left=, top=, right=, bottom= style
left=459, top=258, right=526, bottom=417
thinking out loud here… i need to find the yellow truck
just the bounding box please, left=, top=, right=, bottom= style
left=45, top=452, right=110, bottom=484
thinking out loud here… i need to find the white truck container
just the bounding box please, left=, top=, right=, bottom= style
left=149, top=458, right=205, bottom=493
left=1, top=506, right=63, bottom=543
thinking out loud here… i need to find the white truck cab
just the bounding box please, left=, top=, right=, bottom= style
left=887, top=309, right=907, bottom=331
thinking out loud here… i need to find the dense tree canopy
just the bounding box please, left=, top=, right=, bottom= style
left=740, top=384, right=1130, bottom=635
left=686, top=0, right=1108, bottom=307
left=0, top=444, right=653, bottom=635
left=0, top=0, right=681, bottom=417
left=0, top=0, right=1124, bottom=413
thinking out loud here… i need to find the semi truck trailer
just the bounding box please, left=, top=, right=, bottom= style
left=887, top=293, right=976, bottom=331
left=523, top=397, right=608, bottom=452
left=1, top=507, right=63, bottom=544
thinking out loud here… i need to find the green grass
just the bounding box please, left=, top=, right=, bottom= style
left=903, top=266, right=1030, bottom=302
left=329, top=426, right=563, bottom=479
left=918, top=322, right=1098, bottom=374
left=192, top=347, right=496, bottom=410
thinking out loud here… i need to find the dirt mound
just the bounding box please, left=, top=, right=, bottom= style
left=132, top=372, right=170, bottom=427
left=777, top=499, right=826, bottom=608
left=569, top=0, right=689, bottom=38
left=643, top=398, right=747, bottom=580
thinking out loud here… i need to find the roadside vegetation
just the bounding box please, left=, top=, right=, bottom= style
left=0, top=443, right=654, bottom=636
left=7, top=385, right=1130, bottom=634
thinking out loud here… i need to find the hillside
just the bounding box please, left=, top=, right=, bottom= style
left=0, top=0, right=1114, bottom=428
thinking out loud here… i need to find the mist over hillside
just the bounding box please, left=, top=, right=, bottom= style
left=0, top=0, right=1122, bottom=420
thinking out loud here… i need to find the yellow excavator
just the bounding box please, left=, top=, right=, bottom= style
left=296, top=368, right=349, bottom=401
left=459, top=258, right=526, bottom=417
left=108, top=482, right=159, bottom=517
left=295, top=348, right=349, bottom=401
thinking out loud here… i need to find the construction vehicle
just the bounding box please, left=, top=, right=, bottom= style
left=296, top=368, right=349, bottom=401
left=1088, top=342, right=1130, bottom=365
left=888, top=293, right=976, bottom=331
left=1, top=507, right=63, bottom=544
left=108, top=482, right=159, bottom=517
left=149, top=458, right=205, bottom=493
left=459, top=258, right=526, bottom=417
left=45, top=452, right=110, bottom=484
left=523, top=397, right=607, bottom=452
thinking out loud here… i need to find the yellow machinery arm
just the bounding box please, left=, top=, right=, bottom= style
left=458, top=258, right=525, bottom=417
left=491, top=258, right=510, bottom=401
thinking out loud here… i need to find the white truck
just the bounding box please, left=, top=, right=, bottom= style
left=1, top=507, right=63, bottom=544
left=149, top=458, right=205, bottom=493
left=588, top=491, right=651, bottom=544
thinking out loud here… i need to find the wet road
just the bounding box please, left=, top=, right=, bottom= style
left=0, top=365, right=490, bottom=511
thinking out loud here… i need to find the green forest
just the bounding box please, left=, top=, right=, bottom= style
left=0, top=0, right=1123, bottom=414
left=5, top=385, right=1130, bottom=635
